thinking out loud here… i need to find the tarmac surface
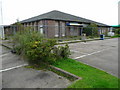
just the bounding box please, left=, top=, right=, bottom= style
left=69, top=38, right=118, bottom=77
left=2, top=67, right=71, bottom=88
left=0, top=38, right=119, bottom=88
left=0, top=45, right=71, bottom=88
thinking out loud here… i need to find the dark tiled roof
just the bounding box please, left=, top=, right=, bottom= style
left=21, top=10, right=110, bottom=27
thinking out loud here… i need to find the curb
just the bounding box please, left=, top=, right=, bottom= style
left=49, top=65, right=82, bottom=81
left=1, top=44, right=12, bottom=49
left=57, top=37, right=111, bottom=44
left=1, top=37, right=111, bottom=48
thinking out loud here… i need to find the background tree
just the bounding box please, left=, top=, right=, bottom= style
left=83, top=23, right=98, bottom=37
left=115, top=28, right=120, bottom=35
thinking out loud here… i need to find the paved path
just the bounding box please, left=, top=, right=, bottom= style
left=1, top=45, right=71, bottom=88
left=69, top=38, right=118, bottom=77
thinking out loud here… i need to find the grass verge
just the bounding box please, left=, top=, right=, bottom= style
left=52, top=58, right=119, bottom=88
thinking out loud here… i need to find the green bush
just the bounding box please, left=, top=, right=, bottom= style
left=59, top=44, right=70, bottom=58
left=24, top=40, right=71, bottom=65
left=12, top=25, right=71, bottom=65
left=53, top=44, right=71, bottom=59
left=111, top=34, right=120, bottom=38
left=115, top=28, right=120, bottom=35
left=12, top=28, right=44, bottom=55
left=25, top=39, right=57, bottom=64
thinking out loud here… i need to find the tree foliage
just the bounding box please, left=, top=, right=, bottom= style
left=83, top=23, right=98, bottom=37
left=12, top=24, right=70, bottom=65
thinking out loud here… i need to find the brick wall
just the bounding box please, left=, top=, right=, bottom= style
left=46, top=20, right=67, bottom=38
left=47, top=20, right=56, bottom=38
left=4, top=19, right=111, bottom=38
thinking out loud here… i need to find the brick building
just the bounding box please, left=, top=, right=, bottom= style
left=4, top=10, right=111, bottom=38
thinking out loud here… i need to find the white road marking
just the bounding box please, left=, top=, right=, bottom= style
left=0, top=64, right=28, bottom=73
left=0, top=52, right=11, bottom=58
left=74, top=49, right=108, bottom=59
left=70, top=50, right=88, bottom=54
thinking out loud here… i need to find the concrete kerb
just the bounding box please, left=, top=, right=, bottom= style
left=1, top=43, right=12, bottom=50
left=49, top=65, right=82, bottom=83
left=57, top=37, right=111, bottom=44
left=1, top=40, right=13, bottom=49
left=1, top=37, right=111, bottom=49
left=49, top=65, right=82, bottom=80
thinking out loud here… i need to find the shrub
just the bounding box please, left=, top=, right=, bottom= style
left=25, top=39, right=57, bottom=64
left=59, top=44, right=70, bottom=58
left=53, top=44, right=71, bottom=60
left=115, top=28, right=120, bottom=35
left=24, top=40, right=71, bottom=65
left=12, top=25, right=71, bottom=65
left=111, top=34, right=120, bottom=38
left=12, top=27, right=44, bottom=55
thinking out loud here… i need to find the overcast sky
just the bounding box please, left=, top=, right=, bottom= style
left=0, top=0, right=119, bottom=26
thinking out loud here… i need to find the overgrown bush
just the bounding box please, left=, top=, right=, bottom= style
left=12, top=25, right=71, bottom=65
left=25, top=39, right=57, bottom=64
left=12, top=27, right=44, bottom=55
left=53, top=44, right=70, bottom=59
left=22, top=39, right=70, bottom=65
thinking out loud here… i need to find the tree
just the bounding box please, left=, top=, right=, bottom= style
left=115, top=28, right=120, bottom=35
left=83, top=23, right=98, bottom=37
left=90, top=23, right=98, bottom=37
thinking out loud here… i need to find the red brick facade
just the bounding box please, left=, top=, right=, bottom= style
left=4, top=19, right=111, bottom=38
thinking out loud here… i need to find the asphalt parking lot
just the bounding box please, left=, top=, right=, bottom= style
left=0, top=38, right=119, bottom=88
left=69, top=38, right=118, bottom=77
left=2, top=67, right=71, bottom=88
left=1, top=45, right=71, bottom=88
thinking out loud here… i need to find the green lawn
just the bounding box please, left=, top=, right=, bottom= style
left=111, top=35, right=120, bottom=38
left=52, top=58, right=119, bottom=88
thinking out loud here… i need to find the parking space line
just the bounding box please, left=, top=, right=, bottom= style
left=70, top=50, right=88, bottom=54
left=0, top=64, right=28, bottom=73
left=74, top=49, right=108, bottom=59
left=0, top=52, right=11, bottom=58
